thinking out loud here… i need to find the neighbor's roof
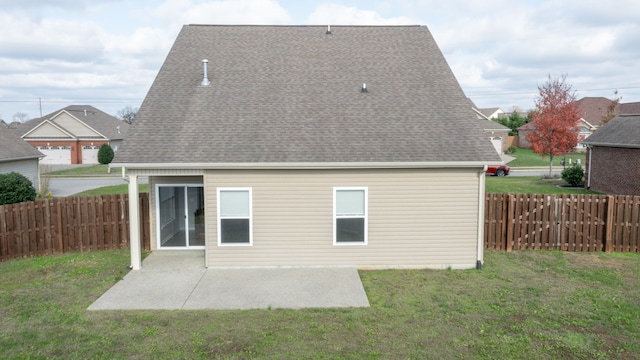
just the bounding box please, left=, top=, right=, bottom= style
left=114, top=25, right=500, bottom=166
left=20, top=105, right=129, bottom=140
left=0, top=128, right=43, bottom=162
left=582, top=115, right=640, bottom=148
left=576, top=97, right=613, bottom=127
left=619, top=101, right=640, bottom=114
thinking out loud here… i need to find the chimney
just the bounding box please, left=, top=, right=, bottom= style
left=201, top=59, right=211, bottom=86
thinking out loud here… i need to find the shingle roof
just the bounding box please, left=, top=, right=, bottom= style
left=0, top=128, right=43, bottom=162
left=114, top=25, right=500, bottom=165
left=576, top=97, right=613, bottom=127
left=582, top=115, right=640, bottom=148
left=619, top=102, right=640, bottom=115
left=19, top=105, right=128, bottom=140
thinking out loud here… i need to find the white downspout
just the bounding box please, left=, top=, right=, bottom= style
left=587, top=145, right=592, bottom=188
left=477, top=165, right=488, bottom=269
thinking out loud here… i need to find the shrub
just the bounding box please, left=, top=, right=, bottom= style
left=0, top=172, right=37, bottom=205
left=506, top=146, right=517, bottom=154
left=561, top=163, right=584, bottom=187
left=98, top=144, right=114, bottom=164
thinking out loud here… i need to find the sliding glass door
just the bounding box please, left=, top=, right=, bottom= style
left=157, top=185, right=205, bottom=248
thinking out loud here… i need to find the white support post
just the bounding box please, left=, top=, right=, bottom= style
left=128, top=174, right=141, bottom=270
left=476, top=166, right=488, bottom=269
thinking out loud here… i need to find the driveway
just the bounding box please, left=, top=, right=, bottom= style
left=88, top=251, right=370, bottom=310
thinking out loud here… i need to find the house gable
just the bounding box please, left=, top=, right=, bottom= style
left=50, top=111, right=106, bottom=139
left=21, top=119, right=75, bottom=140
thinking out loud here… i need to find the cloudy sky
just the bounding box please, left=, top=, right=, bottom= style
left=1, top=0, right=639, bottom=121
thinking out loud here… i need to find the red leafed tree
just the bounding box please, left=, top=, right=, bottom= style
left=527, top=75, right=582, bottom=177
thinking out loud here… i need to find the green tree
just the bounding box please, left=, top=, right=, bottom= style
left=0, top=172, right=36, bottom=205
left=98, top=144, right=115, bottom=164
left=495, top=110, right=531, bottom=136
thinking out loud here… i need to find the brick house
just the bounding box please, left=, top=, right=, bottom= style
left=19, top=105, right=129, bottom=165
left=583, top=115, right=640, bottom=195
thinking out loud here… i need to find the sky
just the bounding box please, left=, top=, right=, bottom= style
left=1, top=0, right=640, bottom=121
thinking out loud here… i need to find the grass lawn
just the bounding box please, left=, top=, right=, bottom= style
left=0, top=250, right=638, bottom=359
left=44, top=164, right=123, bottom=176
left=73, top=184, right=149, bottom=196
left=506, top=147, right=586, bottom=168
left=486, top=176, right=599, bottom=194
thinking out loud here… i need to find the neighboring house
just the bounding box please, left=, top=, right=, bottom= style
left=472, top=107, right=510, bottom=154
left=112, top=25, right=502, bottom=270
left=583, top=115, right=640, bottom=196
left=18, top=105, right=129, bottom=165
left=0, top=127, right=44, bottom=190
left=517, top=118, right=591, bottom=150
left=476, top=108, right=505, bottom=121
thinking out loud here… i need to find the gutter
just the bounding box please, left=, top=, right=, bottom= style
left=0, top=155, right=44, bottom=163
left=110, top=161, right=501, bottom=171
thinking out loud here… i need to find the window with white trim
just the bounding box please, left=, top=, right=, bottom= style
left=217, top=188, right=252, bottom=245
left=334, top=187, right=367, bottom=245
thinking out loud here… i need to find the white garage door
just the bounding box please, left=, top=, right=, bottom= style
left=491, top=136, right=502, bottom=154
left=38, top=146, right=71, bottom=164
left=81, top=145, right=101, bottom=164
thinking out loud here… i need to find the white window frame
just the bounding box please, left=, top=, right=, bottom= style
left=217, top=187, right=253, bottom=246
left=333, top=187, right=368, bottom=245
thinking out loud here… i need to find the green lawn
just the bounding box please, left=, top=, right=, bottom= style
left=44, top=164, right=123, bottom=176
left=486, top=176, right=599, bottom=194
left=1, top=249, right=638, bottom=359
left=506, top=147, right=586, bottom=168
left=73, top=184, right=149, bottom=196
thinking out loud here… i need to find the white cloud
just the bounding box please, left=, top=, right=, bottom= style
left=156, top=0, right=291, bottom=25
left=307, top=3, right=418, bottom=25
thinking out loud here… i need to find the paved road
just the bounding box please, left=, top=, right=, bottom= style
left=48, top=177, right=148, bottom=197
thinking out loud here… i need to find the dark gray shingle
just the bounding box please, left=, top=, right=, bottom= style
left=582, top=115, right=640, bottom=148
left=115, top=25, right=500, bottom=164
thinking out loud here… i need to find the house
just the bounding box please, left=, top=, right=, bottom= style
left=112, top=25, right=503, bottom=270
left=472, top=107, right=510, bottom=154
left=18, top=105, right=129, bottom=165
left=583, top=115, right=640, bottom=195
left=517, top=119, right=591, bottom=150
left=476, top=108, right=505, bottom=121
left=0, top=127, right=44, bottom=189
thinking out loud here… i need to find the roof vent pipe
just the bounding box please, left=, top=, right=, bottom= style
left=84, top=109, right=87, bottom=116
left=326, top=25, right=332, bottom=34
left=201, top=59, right=211, bottom=86
left=361, top=83, right=368, bottom=93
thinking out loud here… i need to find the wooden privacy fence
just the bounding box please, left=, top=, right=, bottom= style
left=485, top=193, right=640, bottom=253
left=0, top=194, right=150, bottom=262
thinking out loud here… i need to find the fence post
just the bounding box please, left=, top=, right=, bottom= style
left=506, top=194, right=514, bottom=252
left=605, top=195, right=614, bottom=253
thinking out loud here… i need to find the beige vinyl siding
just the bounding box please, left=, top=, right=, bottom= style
left=204, top=168, right=481, bottom=269
left=27, top=123, right=70, bottom=138
left=53, top=113, right=101, bottom=137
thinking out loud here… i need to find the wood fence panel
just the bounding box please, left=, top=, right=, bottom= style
left=485, top=193, right=638, bottom=253
left=0, top=194, right=150, bottom=262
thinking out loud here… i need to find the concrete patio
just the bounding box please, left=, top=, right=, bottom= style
left=88, top=251, right=370, bottom=310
